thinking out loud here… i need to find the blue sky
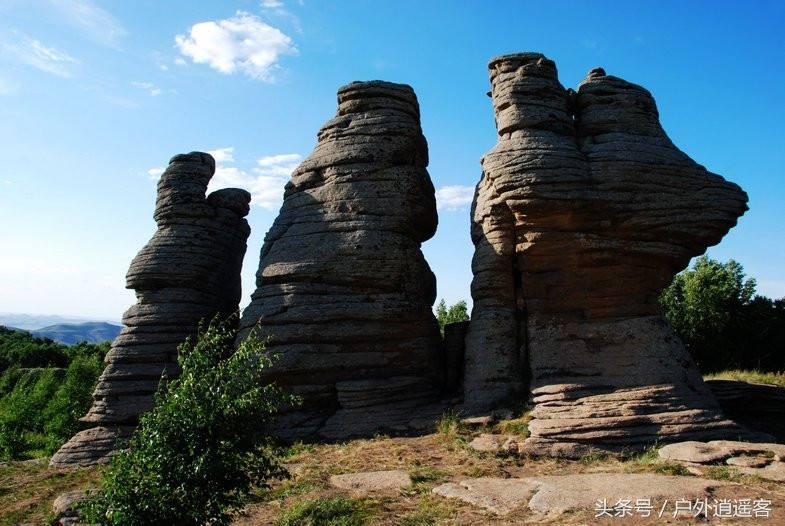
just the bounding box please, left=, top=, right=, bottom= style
left=1, top=0, right=783, bottom=320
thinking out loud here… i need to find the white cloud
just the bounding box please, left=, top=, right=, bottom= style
left=132, top=81, right=162, bottom=96
left=175, top=11, right=297, bottom=81
left=48, top=0, right=127, bottom=48
left=149, top=148, right=301, bottom=210
left=174, top=57, right=187, bottom=66
left=435, top=185, right=474, bottom=211
left=261, top=0, right=284, bottom=7
left=1, top=32, right=79, bottom=77
left=208, top=147, right=235, bottom=164
left=147, top=167, right=164, bottom=180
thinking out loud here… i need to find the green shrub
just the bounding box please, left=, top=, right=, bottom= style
left=434, top=300, right=469, bottom=334
left=43, top=353, right=104, bottom=450
left=83, top=319, right=297, bottom=526
left=276, top=496, right=372, bottom=526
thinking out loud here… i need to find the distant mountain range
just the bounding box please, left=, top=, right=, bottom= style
left=30, top=322, right=121, bottom=345
left=0, top=314, right=121, bottom=345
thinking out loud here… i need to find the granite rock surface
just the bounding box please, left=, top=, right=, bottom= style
left=465, top=52, right=759, bottom=457
left=237, top=81, right=443, bottom=439
left=51, top=152, right=251, bottom=467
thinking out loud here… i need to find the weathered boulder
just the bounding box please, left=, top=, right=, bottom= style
left=237, top=81, right=442, bottom=439
left=51, top=152, right=251, bottom=468
left=465, top=52, right=760, bottom=457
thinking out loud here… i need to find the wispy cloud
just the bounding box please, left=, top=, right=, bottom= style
left=132, top=81, right=162, bottom=96
left=48, top=0, right=127, bottom=48
left=148, top=148, right=301, bottom=210
left=1, top=31, right=79, bottom=77
left=435, top=185, right=474, bottom=211
left=175, top=11, right=297, bottom=81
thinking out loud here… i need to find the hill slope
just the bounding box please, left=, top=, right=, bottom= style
left=31, top=322, right=121, bottom=345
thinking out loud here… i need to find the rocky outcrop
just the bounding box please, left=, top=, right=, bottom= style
left=237, top=81, right=443, bottom=439
left=659, top=440, right=785, bottom=481
left=51, top=152, right=251, bottom=468
left=465, top=52, right=759, bottom=457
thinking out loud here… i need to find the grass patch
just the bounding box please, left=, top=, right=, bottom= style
left=0, top=461, right=101, bottom=526
left=399, top=495, right=455, bottom=526
left=620, top=446, right=692, bottom=476
left=494, top=410, right=532, bottom=437
left=704, top=369, right=785, bottom=387
left=435, top=409, right=465, bottom=437
left=701, top=465, right=763, bottom=483
left=279, top=441, right=317, bottom=460
left=276, top=495, right=373, bottom=526
left=404, top=466, right=448, bottom=495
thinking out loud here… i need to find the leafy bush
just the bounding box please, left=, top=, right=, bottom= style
left=660, top=256, right=785, bottom=372
left=83, top=320, right=297, bottom=526
left=434, top=299, right=469, bottom=334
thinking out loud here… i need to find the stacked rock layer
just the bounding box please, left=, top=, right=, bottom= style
left=465, top=53, right=758, bottom=457
left=51, top=152, right=251, bottom=467
left=237, top=81, right=443, bottom=439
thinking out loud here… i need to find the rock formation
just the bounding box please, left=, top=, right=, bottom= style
left=51, top=152, right=251, bottom=467
left=465, top=52, right=758, bottom=457
left=237, top=80, right=443, bottom=439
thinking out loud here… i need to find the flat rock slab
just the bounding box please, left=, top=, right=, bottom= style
left=329, top=470, right=411, bottom=494
left=433, top=478, right=538, bottom=515
left=659, top=440, right=785, bottom=482
left=433, top=474, right=727, bottom=516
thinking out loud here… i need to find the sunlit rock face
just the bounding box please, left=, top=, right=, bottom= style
left=51, top=152, right=251, bottom=468
left=465, top=53, right=758, bottom=457
left=237, top=81, right=443, bottom=439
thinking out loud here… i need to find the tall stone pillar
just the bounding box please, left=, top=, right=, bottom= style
left=238, top=81, right=443, bottom=439
left=466, top=53, right=761, bottom=457
left=51, top=152, right=251, bottom=467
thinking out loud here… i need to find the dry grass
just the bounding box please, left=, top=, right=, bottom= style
left=704, top=369, right=785, bottom=387
left=3, top=423, right=784, bottom=526
left=0, top=459, right=101, bottom=526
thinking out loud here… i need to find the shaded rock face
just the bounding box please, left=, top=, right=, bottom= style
left=237, top=81, right=442, bottom=439
left=465, top=53, right=754, bottom=457
left=51, top=152, right=251, bottom=467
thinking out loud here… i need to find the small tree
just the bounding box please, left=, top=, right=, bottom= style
left=83, top=319, right=297, bottom=526
left=659, top=256, right=784, bottom=372
left=435, top=299, right=470, bottom=335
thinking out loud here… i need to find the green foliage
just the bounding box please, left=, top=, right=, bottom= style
left=0, top=326, right=69, bottom=373
left=276, top=496, right=372, bottom=526
left=83, top=319, right=298, bottom=526
left=434, top=299, right=469, bottom=334
left=660, top=256, right=785, bottom=372
left=0, top=329, right=105, bottom=460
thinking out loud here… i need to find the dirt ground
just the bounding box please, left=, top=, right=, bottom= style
left=2, top=430, right=784, bottom=525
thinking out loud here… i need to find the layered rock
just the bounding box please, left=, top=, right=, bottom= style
left=51, top=152, right=251, bottom=467
left=237, top=81, right=443, bottom=439
left=465, top=53, right=759, bottom=457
